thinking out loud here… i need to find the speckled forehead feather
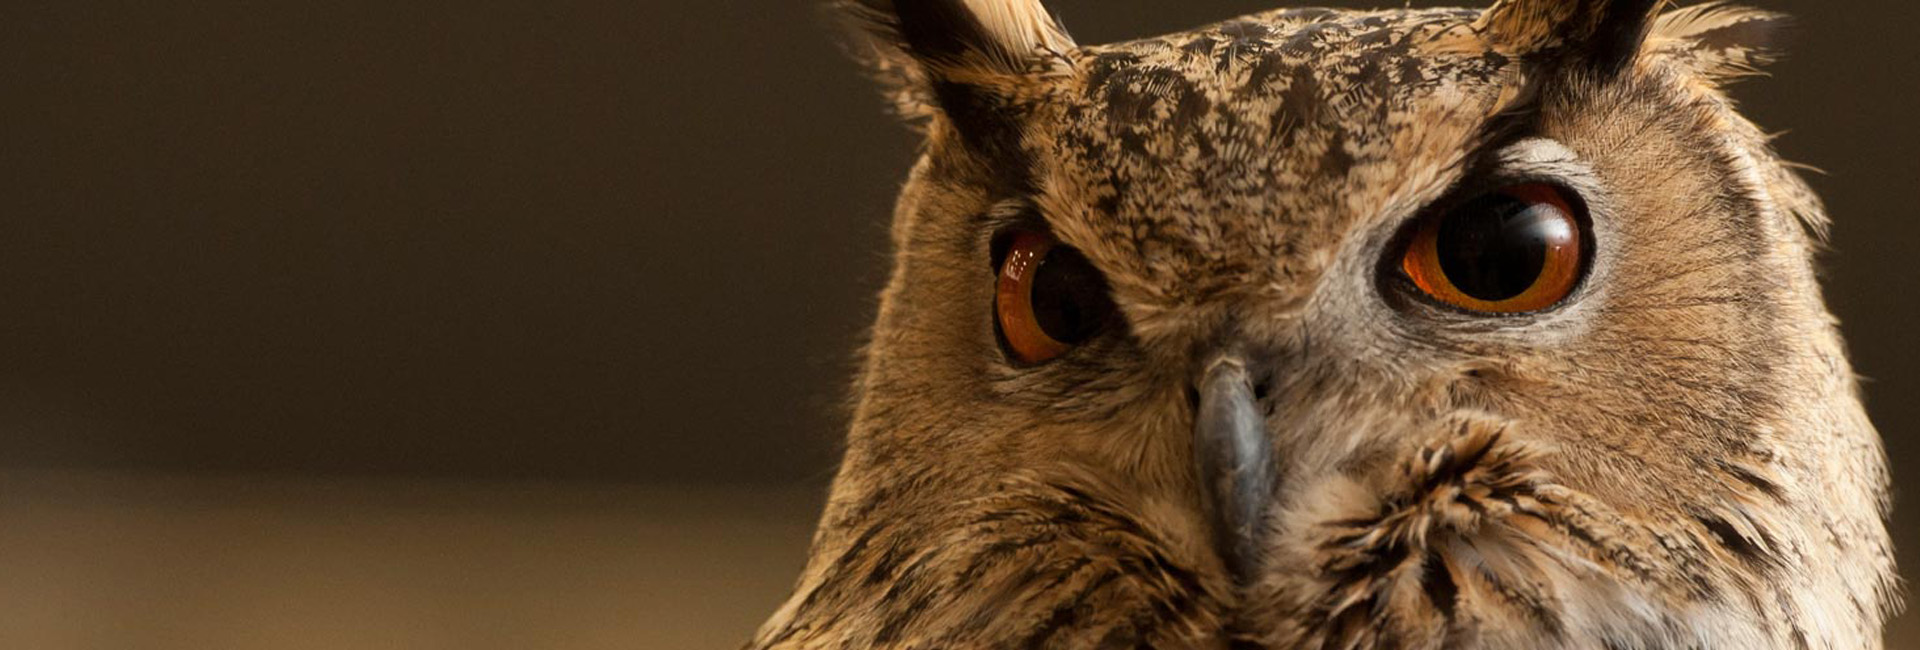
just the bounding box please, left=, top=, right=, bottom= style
left=1034, top=9, right=1521, bottom=315
left=835, top=0, right=1790, bottom=325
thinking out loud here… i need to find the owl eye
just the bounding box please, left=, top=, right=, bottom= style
left=994, top=231, right=1114, bottom=365
left=1398, top=183, right=1588, bottom=314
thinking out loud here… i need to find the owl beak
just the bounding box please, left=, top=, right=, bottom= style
left=1193, top=355, right=1277, bottom=587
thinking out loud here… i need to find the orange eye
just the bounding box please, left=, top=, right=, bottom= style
left=994, top=232, right=1114, bottom=365
left=1399, top=183, right=1588, bottom=314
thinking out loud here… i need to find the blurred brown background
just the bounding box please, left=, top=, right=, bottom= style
left=0, top=1, right=1913, bottom=648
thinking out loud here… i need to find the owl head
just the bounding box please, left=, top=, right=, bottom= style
left=755, top=1, right=1896, bottom=647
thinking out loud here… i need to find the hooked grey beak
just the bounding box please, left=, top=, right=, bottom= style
left=1193, top=356, right=1277, bottom=587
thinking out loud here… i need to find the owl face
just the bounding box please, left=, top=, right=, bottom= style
left=757, top=1, right=1895, bottom=648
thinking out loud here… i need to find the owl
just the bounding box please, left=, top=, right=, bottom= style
left=750, top=0, right=1896, bottom=647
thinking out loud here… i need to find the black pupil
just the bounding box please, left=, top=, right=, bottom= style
left=1435, top=193, right=1570, bottom=302
left=1029, top=248, right=1107, bottom=343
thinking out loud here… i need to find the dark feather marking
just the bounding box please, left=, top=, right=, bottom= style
left=1422, top=551, right=1460, bottom=621
left=954, top=553, right=1097, bottom=636
left=1019, top=569, right=1124, bottom=649
left=1182, top=36, right=1219, bottom=58
left=867, top=0, right=998, bottom=67
left=788, top=520, right=891, bottom=623
left=1131, top=544, right=1207, bottom=601
left=1774, top=587, right=1812, bottom=650
left=1085, top=52, right=1143, bottom=100
left=1584, top=0, right=1664, bottom=74
left=864, top=539, right=910, bottom=585
left=872, top=553, right=939, bottom=644
left=1721, top=462, right=1787, bottom=503
left=955, top=529, right=1063, bottom=584
left=1218, top=20, right=1274, bottom=40
left=1033, top=555, right=1098, bottom=594
left=1694, top=512, right=1780, bottom=572
left=1471, top=559, right=1567, bottom=639
left=1093, top=616, right=1147, bottom=650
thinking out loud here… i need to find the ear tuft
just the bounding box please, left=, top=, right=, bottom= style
left=1649, top=4, right=1792, bottom=81
left=834, top=0, right=1074, bottom=163
left=947, top=0, right=1076, bottom=72
left=835, top=0, right=1073, bottom=121
left=835, top=1, right=941, bottom=120
left=1476, top=0, right=1663, bottom=72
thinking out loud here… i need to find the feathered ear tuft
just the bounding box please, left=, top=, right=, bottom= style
left=1649, top=4, right=1792, bottom=82
left=834, top=0, right=1075, bottom=124
left=1476, top=0, right=1664, bottom=73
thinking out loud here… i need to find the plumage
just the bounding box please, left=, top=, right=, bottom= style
left=752, top=1, right=1896, bottom=647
